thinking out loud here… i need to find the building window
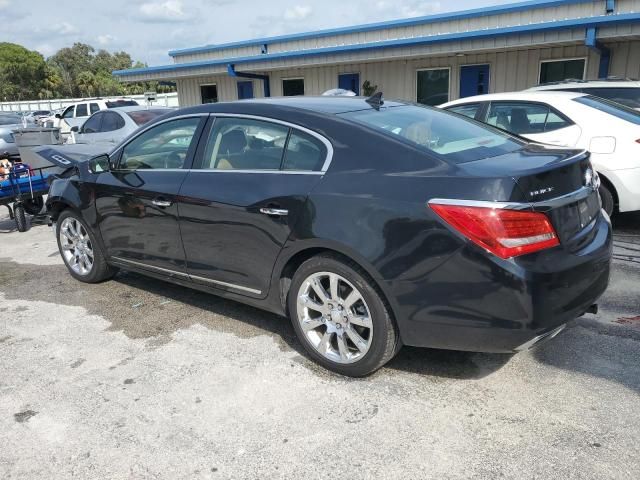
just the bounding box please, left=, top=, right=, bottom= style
left=539, top=59, right=586, bottom=84
left=282, top=78, right=304, bottom=96
left=417, top=68, right=450, bottom=106
left=201, top=84, right=218, bottom=104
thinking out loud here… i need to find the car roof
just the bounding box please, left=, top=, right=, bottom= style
left=183, top=96, right=408, bottom=115
left=442, top=90, right=586, bottom=107
left=529, top=79, right=640, bottom=90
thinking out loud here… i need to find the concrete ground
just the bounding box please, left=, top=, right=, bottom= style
left=0, top=210, right=639, bottom=480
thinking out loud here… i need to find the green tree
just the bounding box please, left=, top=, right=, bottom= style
left=0, top=43, right=46, bottom=101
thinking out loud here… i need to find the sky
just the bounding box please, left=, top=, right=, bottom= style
left=0, top=0, right=518, bottom=66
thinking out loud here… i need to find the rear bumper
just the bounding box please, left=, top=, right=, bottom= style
left=390, top=211, right=612, bottom=353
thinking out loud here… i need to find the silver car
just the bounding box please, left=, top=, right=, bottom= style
left=72, top=106, right=174, bottom=145
left=0, top=113, right=22, bottom=159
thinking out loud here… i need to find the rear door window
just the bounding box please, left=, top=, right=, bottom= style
left=202, top=118, right=289, bottom=170
left=101, top=112, right=125, bottom=132
left=89, top=103, right=100, bottom=114
left=487, top=102, right=572, bottom=134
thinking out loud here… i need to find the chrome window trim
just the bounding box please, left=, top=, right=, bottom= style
left=194, top=113, right=334, bottom=173
left=110, top=256, right=262, bottom=295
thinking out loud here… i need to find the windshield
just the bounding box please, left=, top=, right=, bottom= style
left=573, top=95, right=640, bottom=125
left=338, top=105, right=524, bottom=164
left=126, top=109, right=171, bottom=126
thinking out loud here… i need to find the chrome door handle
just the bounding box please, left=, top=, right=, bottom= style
left=260, top=207, right=288, bottom=216
left=152, top=199, right=172, bottom=208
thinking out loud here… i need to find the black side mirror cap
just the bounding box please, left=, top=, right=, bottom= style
left=70, top=126, right=79, bottom=133
left=55, top=114, right=61, bottom=119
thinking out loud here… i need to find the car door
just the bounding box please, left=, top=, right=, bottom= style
left=485, top=101, right=582, bottom=146
left=75, top=111, right=104, bottom=144
left=66, top=103, right=89, bottom=130
left=94, top=111, right=126, bottom=144
left=94, top=115, right=207, bottom=274
left=177, top=115, right=330, bottom=297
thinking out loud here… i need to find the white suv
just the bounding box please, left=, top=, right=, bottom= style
left=55, top=99, right=139, bottom=135
left=441, top=91, right=640, bottom=215
left=528, top=79, right=640, bottom=110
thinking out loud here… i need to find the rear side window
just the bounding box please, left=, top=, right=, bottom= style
left=90, top=103, right=100, bottom=114
left=574, top=95, right=640, bottom=124
left=339, top=105, right=523, bottom=164
left=282, top=131, right=326, bottom=171
left=101, top=112, right=125, bottom=132
left=447, top=103, right=481, bottom=119
left=127, top=109, right=171, bottom=126
left=487, top=102, right=572, bottom=134
left=76, top=104, right=88, bottom=117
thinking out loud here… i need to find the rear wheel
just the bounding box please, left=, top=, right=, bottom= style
left=14, top=203, right=27, bottom=232
left=56, top=210, right=116, bottom=283
left=288, top=254, right=399, bottom=377
left=599, top=184, right=615, bottom=217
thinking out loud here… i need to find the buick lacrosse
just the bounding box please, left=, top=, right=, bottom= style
left=47, top=96, right=612, bottom=376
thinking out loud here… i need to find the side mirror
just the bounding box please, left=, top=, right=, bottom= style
left=88, top=154, right=111, bottom=174
left=70, top=126, right=79, bottom=133
left=55, top=113, right=61, bottom=119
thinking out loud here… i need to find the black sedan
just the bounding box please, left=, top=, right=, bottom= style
left=46, top=96, right=612, bottom=376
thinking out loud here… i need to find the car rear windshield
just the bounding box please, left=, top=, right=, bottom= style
left=126, top=109, right=171, bottom=126
left=106, top=100, right=139, bottom=108
left=573, top=95, right=640, bottom=125
left=338, top=105, right=524, bottom=164
left=0, top=115, right=21, bottom=125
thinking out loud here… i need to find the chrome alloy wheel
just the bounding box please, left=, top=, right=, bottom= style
left=296, top=272, right=373, bottom=364
left=59, top=217, right=94, bottom=276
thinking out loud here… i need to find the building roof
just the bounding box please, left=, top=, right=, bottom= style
left=167, top=0, right=591, bottom=58
left=113, top=0, right=640, bottom=81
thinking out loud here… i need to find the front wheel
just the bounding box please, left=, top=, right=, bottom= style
left=56, top=210, right=116, bottom=283
left=288, top=254, right=399, bottom=377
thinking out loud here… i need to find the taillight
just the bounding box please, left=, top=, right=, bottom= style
left=429, top=202, right=559, bottom=259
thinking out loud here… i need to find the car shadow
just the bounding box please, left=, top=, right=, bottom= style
left=112, top=270, right=514, bottom=380
left=532, top=319, right=640, bottom=394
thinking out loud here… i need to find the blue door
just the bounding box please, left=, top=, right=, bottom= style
left=338, top=73, right=360, bottom=95
left=459, top=65, right=490, bottom=98
left=237, top=81, right=254, bottom=99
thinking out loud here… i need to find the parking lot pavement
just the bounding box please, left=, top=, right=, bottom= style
left=1, top=213, right=639, bottom=480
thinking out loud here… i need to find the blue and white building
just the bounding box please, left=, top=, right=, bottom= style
left=113, top=0, right=640, bottom=106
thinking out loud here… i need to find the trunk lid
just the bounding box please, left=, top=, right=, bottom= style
left=459, top=144, right=601, bottom=247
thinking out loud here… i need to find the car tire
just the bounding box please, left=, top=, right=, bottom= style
left=56, top=209, right=116, bottom=283
left=14, top=203, right=27, bottom=232
left=288, top=253, right=400, bottom=377
left=599, top=184, right=615, bottom=217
